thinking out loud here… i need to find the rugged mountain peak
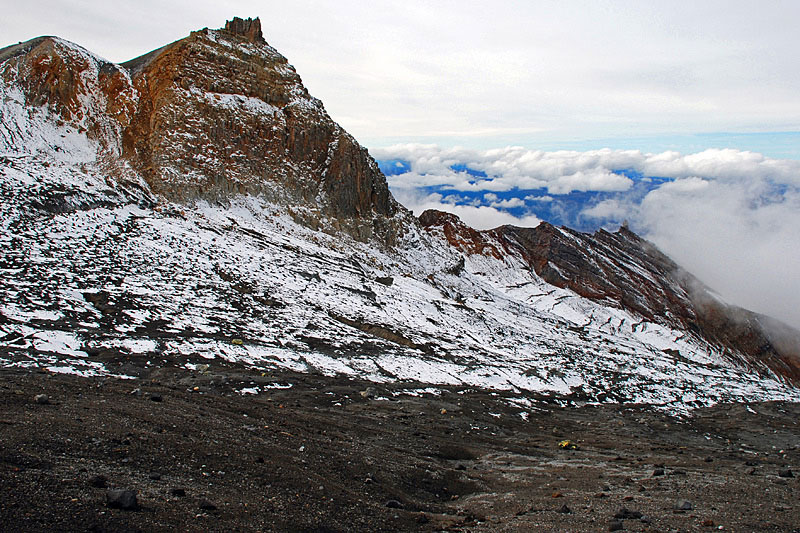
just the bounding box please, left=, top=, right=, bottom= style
left=1, top=19, right=406, bottom=243
left=2, top=22, right=798, bottom=409
left=223, top=16, right=265, bottom=44
left=120, top=19, right=403, bottom=241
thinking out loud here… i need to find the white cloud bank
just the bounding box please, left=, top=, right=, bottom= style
left=392, top=188, right=541, bottom=230
left=376, top=144, right=800, bottom=190
left=380, top=144, right=800, bottom=330
left=638, top=176, right=800, bottom=332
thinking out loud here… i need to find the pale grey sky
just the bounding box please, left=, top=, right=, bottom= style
left=3, top=1, right=800, bottom=150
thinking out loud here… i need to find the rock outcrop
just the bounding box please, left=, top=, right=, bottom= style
left=0, top=37, right=137, bottom=156
left=224, top=16, right=266, bottom=43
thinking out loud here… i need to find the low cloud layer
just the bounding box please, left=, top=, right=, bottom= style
left=392, top=188, right=541, bottom=230
left=378, top=144, right=800, bottom=330
left=638, top=176, right=800, bottom=332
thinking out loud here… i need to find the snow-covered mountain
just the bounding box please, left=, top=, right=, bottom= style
left=1, top=17, right=798, bottom=411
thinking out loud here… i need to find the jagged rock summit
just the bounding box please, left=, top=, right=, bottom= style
left=224, top=16, right=266, bottom=43
left=1, top=19, right=799, bottom=410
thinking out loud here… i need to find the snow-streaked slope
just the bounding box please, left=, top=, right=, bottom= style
left=1, top=151, right=797, bottom=412
left=2, top=25, right=798, bottom=413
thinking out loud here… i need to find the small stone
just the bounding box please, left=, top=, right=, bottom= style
left=149, top=394, right=162, bottom=402
left=704, top=456, right=713, bottom=463
left=386, top=499, right=404, bottom=509
left=557, top=504, right=572, bottom=514
left=614, top=507, right=643, bottom=520
left=416, top=513, right=429, bottom=524
left=88, top=475, right=107, bottom=488
left=170, top=488, right=186, bottom=497
left=702, top=519, right=715, bottom=527
left=652, top=468, right=665, bottom=477
left=130, top=388, right=142, bottom=396
left=34, top=394, right=49, bottom=405
left=375, top=276, right=394, bottom=286
left=778, top=468, right=794, bottom=478
left=106, top=489, right=138, bottom=510
left=149, top=472, right=161, bottom=480
left=608, top=520, right=624, bottom=531
left=198, top=499, right=217, bottom=511
left=674, top=499, right=693, bottom=511
left=640, top=515, right=651, bottom=524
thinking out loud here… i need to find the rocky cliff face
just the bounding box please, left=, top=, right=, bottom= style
left=0, top=18, right=403, bottom=242
left=420, top=209, right=800, bottom=384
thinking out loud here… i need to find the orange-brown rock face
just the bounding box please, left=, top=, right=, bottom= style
left=419, top=209, right=505, bottom=259
left=0, top=37, right=137, bottom=154
left=119, top=19, right=397, bottom=234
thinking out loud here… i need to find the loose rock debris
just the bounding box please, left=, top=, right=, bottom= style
left=0, top=367, right=798, bottom=531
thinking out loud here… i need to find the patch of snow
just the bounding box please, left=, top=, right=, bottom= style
left=33, top=330, right=86, bottom=357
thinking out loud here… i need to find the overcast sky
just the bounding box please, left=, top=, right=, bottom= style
left=3, top=1, right=800, bottom=154
left=3, top=2, right=799, bottom=329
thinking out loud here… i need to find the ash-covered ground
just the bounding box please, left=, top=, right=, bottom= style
left=1, top=361, right=798, bottom=532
